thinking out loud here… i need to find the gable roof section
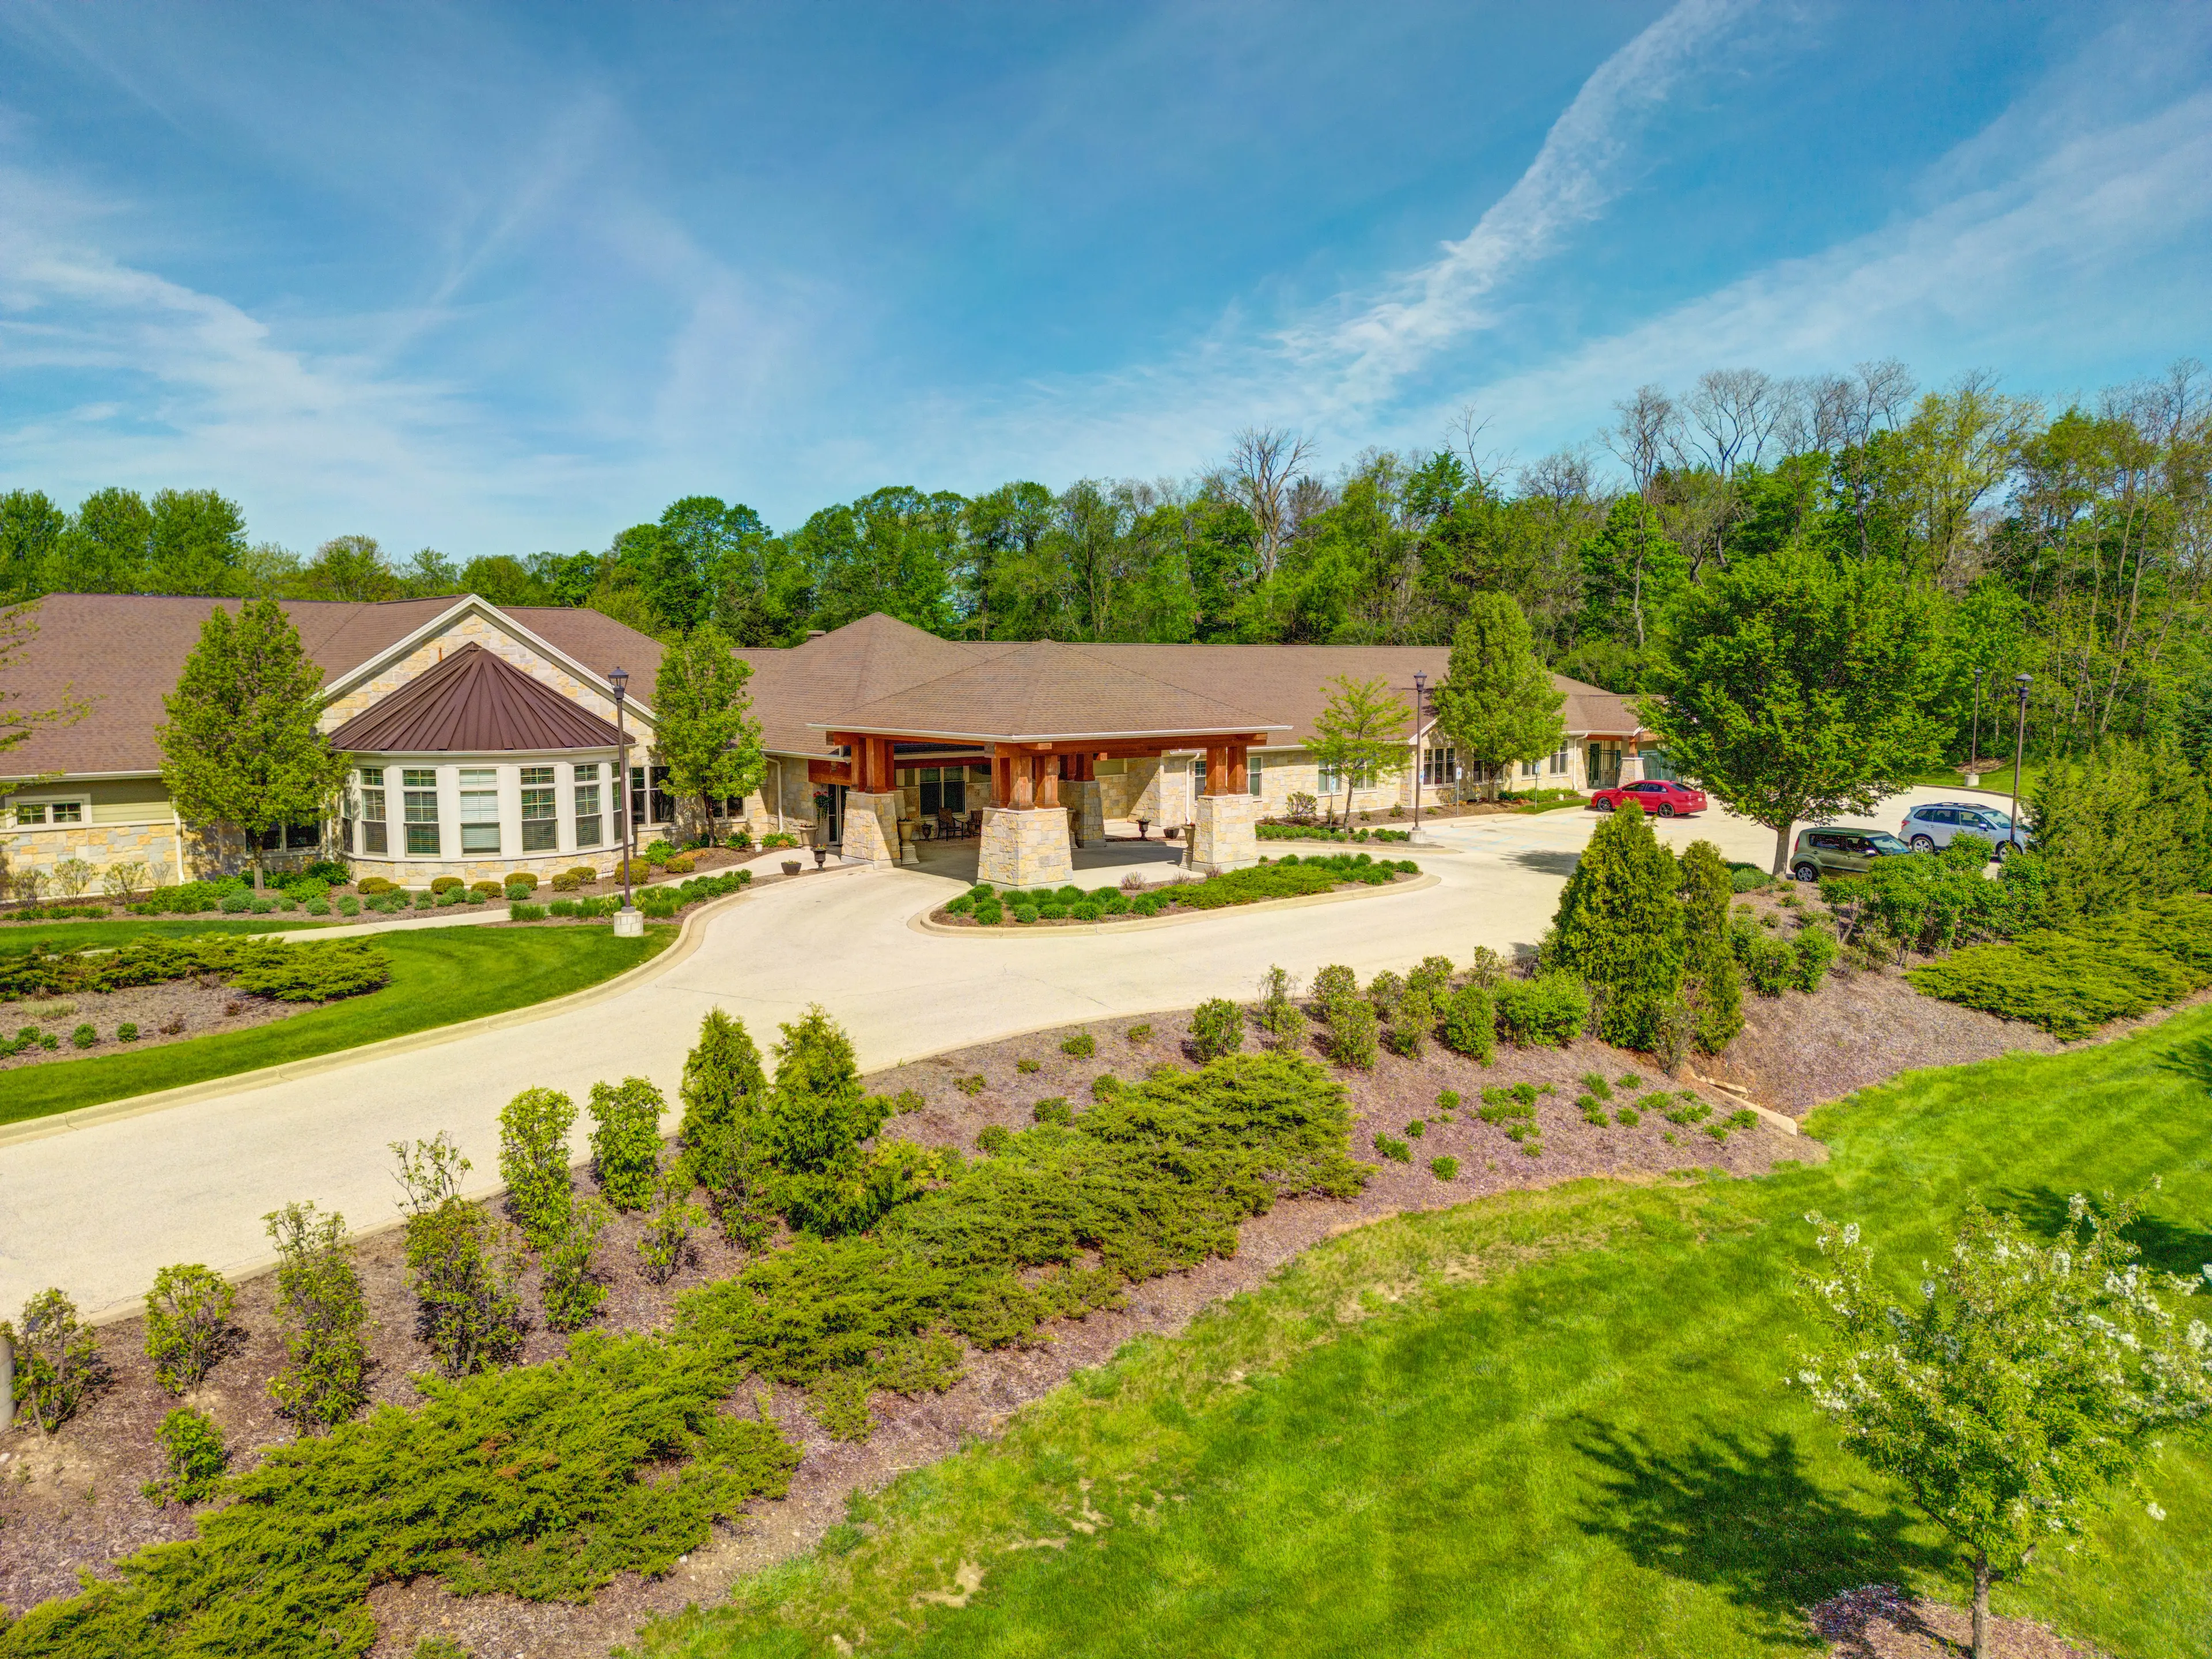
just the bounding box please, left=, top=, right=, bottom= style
left=325, top=643, right=622, bottom=753
left=740, top=613, right=1010, bottom=755
left=817, top=638, right=1284, bottom=742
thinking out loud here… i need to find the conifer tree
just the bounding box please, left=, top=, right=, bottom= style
left=1676, top=839, right=1743, bottom=1054
left=1433, top=593, right=1565, bottom=796
left=158, top=599, right=348, bottom=887
left=1548, top=800, right=1683, bottom=1050
left=764, top=1005, right=892, bottom=1236
left=678, top=1008, right=775, bottom=1246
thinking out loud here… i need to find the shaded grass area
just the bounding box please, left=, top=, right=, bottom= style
left=0, top=917, right=320, bottom=956
left=638, top=1006, right=2212, bottom=1659
left=0, top=926, right=673, bottom=1124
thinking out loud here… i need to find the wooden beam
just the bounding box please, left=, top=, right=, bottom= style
left=806, top=758, right=853, bottom=787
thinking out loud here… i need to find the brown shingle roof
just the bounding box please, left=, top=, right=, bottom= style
left=326, top=642, right=622, bottom=753
left=817, top=638, right=1284, bottom=741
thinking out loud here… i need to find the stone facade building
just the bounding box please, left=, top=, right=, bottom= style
left=0, top=594, right=1654, bottom=891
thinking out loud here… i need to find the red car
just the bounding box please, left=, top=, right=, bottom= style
left=1590, top=778, right=1707, bottom=819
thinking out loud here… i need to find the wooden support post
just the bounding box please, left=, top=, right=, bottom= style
left=1012, top=756, right=1035, bottom=809
left=1040, top=755, right=1060, bottom=808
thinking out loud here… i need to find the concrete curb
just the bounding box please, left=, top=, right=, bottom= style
left=0, top=889, right=755, bottom=1150
left=907, top=870, right=1444, bottom=938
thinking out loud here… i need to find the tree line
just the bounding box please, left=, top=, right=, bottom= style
left=4, top=355, right=2206, bottom=766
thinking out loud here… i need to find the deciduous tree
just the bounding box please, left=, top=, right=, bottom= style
left=1645, top=550, right=1946, bottom=875
left=1793, top=1197, right=2212, bottom=1659
left=1310, top=674, right=1411, bottom=826
left=158, top=600, right=350, bottom=888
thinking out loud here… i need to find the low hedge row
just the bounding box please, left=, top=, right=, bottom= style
left=0, top=937, right=392, bottom=1006
left=1904, top=892, right=2212, bottom=1038
left=1256, top=823, right=1414, bottom=843
left=941, top=854, right=1416, bottom=926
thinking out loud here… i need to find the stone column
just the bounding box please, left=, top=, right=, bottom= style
left=978, top=805, right=1074, bottom=889
left=1065, top=779, right=1105, bottom=848
left=1618, top=741, right=1644, bottom=785
left=841, top=789, right=902, bottom=866
left=1188, top=792, right=1259, bottom=874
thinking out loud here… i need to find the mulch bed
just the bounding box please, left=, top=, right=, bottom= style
left=0, top=952, right=2179, bottom=1657
left=1810, top=1584, right=2104, bottom=1657
left=0, top=983, right=297, bottom=1073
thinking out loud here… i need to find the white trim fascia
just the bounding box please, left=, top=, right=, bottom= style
left=317, top=595, right=661, bottom=722
left=0, top=768, right=164, bottom=785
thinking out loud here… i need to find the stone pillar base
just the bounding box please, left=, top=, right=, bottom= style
left=978, top=806, right=1074, bottom=889
left=842, top=790, right=902, bottom=866
left=1066, top=779, right=1105, bottom=848
left=613, top=907, right=645, bottom=937
left=1618, top=751, right=1645, bottom=785
left=1189, top=793, right=1259, bottom=874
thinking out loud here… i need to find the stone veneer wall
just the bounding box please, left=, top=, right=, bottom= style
left=3, top=821, right=189, bottom=887
left=1188, top=793, right=1260, bottom=874
left=839, top=790, right=901, bottom=866
left=976, top=806, right=1073, bottom=888
left=1066, top=781, right=1105, bottom=847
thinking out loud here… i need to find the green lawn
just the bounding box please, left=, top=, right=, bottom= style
left=640, top=1009, right=2212, bottom=1659
left=0, top=925, right=673, bottom=1124
left=1908, top=762, right=2043, bottom=801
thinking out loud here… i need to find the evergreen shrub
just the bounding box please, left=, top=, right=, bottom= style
left=1492, top=974, right=1589, bottom=1047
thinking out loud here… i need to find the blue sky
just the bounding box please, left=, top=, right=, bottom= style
left=1, top=0, right=2208, bottom=559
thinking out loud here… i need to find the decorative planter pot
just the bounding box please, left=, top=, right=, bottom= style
left=782, top=860, right=801, bottom=876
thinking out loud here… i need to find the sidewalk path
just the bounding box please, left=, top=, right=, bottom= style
left=0, top=789, right=1966, bottom=1319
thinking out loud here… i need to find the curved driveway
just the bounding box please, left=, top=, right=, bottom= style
left=0, top=785, right=1993, bottom=1319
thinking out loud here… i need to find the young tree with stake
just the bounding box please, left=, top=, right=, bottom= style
left=1310, top=674, right=1411, bottom=827
left=158, top=600, right=349, bottom=888
left=1431, top=593, right=1565, bottom=798
left=652, top=621, right=766, bottom=841
left=1643, top=550, right=1946, bottom=876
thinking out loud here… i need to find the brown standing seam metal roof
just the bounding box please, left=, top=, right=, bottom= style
left=325, top=643, right=622, bottom=753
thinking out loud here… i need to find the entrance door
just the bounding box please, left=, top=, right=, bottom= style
left=823, top=784, right=846, bottom=849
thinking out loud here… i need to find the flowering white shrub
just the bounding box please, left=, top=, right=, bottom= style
left=1790, top=1193, right=2212, bottom=1658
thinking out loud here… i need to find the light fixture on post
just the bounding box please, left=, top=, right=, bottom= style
left=610, top=666, right=639, bottom=935
left=2009, top=672, right=2031, bottom=859
left=1412, top=671, right=1426, bottom=831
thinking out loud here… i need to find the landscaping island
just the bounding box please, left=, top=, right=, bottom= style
left=930, top=852, right=1422, bottom=927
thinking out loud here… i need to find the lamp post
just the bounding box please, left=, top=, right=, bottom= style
left=2009, top=672, right=2031, bottom=859
left=610, top=666, right=636, bottom=925
left=1412, top=671, right=1427, bottom=830
left=1969, top=666, right=1984, bottom=780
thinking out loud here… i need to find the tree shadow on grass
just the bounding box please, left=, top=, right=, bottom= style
left=2154, top=1034, right=2212, bottom=1095
left=1995, top=1184, right=2212, bottom=1282
left=1572, top=1418, right=1952, bottom=1650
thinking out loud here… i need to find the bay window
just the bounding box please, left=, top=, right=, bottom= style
left=574, top=763, right=603, bottom=849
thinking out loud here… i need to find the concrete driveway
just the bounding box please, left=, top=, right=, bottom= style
left=0, top=782, right=1997, bottom=1320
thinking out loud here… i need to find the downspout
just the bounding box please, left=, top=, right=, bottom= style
left=170, top=801, right=188, bottom=884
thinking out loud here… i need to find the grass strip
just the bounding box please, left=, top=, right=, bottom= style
left=0, top=926, right=673, bottom=1125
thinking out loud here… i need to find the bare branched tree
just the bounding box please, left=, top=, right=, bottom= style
left=1229, top=426, right=1316, bottom=581
left=1605, top=386, right=1677, bottom=501
left=1682, top=368, right=1783, bottom=479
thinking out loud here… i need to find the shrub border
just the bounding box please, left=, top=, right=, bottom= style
left=909, top=869, right=1443, bottom=938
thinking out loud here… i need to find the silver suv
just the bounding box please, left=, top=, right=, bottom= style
left=1898, top=801, right=2028, bottom=859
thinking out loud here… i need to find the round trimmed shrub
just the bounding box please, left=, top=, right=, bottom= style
left=1188, top=998, right=1244, bottom=1060
left=430, top=876, right=463, bottom=895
